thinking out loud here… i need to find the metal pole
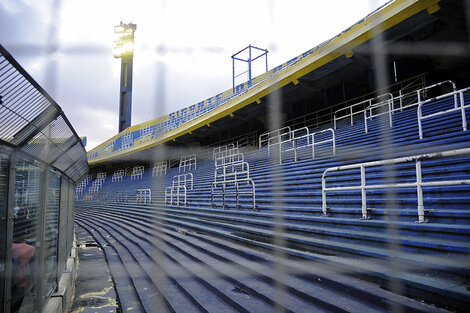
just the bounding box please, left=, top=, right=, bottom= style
left=232, top=56, right=235, bottom=93
left=460, top=91, right=467, bottom=131
left=364, top=110, right=368, bottom=133
left=322, top=172, right=327, bottom=215
left=416, top=160, right=425, bottom=223
left=248, top=45, right=252, bottom=88
left=418, top=92, right=423, bottom=139
left=360, top=165, right=368, bottom=219
left=265, top=49, right=268, bottom=72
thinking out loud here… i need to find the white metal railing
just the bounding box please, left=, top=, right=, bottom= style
left=165, top=185, right=187, bottom=206
left=365, top=81, right=460, bottom=133
left=96, top=172, right=106, bottom=179
left=212, top=161, right=256, bottom=210
left=165, top=173, right=193, bottom=206
left=116, top=190, right=128, bottom=202
left=335, top=80, right=459, bottom=133
left=280, top=128, right=336, bottom=164
left=136, top=188, right=152, bottom=204
left=152, top=161, right=168, bottom=177
left=418, top=87, right=470, bottom=139
left=334, top=98, right=373, bottom=130
left=259, top=126, right=292, bottom=152
left=322, top=148, right=470, bottom=223
left=179, top=154, right=197, bottom=173
left=213, top=143, right=238, bottom=160
left=364, top=93, right=394, bottom=133
left=112, top=170, right=124, bottom=182
left=417, top=80, right=457, bottom=109
left=215, top=151, right=244, bottom=168
left=131, top=166, right=144, bottom=180
left=172, top=173, right=194, bottom=190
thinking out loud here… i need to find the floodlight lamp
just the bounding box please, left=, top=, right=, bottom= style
left=113, top=22, right=136, bottom=58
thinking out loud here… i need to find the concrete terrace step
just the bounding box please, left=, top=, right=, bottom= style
left=76, top=208, right=411, bottom=313
left=76, top=205, right=469, bottom=312
left=90, top=203, right=470, bottom=287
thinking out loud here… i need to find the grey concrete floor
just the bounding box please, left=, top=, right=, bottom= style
left=71, top=225, right=119, bottom=313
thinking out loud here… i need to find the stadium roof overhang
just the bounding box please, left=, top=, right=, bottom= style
left=0, top=45, right=89, bottom=183
left=88, top=0, right=469, bottom=166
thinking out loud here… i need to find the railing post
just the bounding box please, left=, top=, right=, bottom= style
left=332, top=130, right=336, bottom=156
left=360, top=165, right=368, bottom=219
left=322, top=172, right=327, bottom=215
left=460, top=91, right=467, bottom=132
left=416, top=160, right=425, bottom=223
left=399, top=89, right=403, bottom=111
left=417, top=92, right=423, bottom=139
left=364, top=110, right=368, bottom=133
left=350, top=106, right=353, bottom=126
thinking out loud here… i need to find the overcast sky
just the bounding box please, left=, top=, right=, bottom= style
left=0, top=0, right=389, bottom=150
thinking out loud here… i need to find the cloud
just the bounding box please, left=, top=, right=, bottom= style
left=1, top=0, right=391, bottom=151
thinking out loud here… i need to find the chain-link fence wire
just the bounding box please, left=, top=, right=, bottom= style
left=12, top=0, right=470, bottom=312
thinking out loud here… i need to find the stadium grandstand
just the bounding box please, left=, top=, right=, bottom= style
left=76, top=0, right=470, bottom=312
left=0, top=0, right=459, bottom=312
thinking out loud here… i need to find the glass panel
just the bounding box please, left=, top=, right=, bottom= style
left=42, top=171, right=60, bottom=303
left=0, top=153, right=10, bottom=313
left=11, top=160, right=41, bottom=313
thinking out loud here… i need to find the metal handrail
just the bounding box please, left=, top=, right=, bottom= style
left=215, top=161, right=250, bottom=182
left=131, top=166, right=144, bottom=180
left=285, top=73, right=427, bottom=131
left=215, top=152, right=244, bottom=168
left=259, top=126, right=291, bottom=150
left=418, top=87, right=470, bottom=139
left=278, top=128, right=336, bottom=164
left=417, top=80, right=457, bottom=109
left=334, top=98, right=373, bottom=129
left=213, top=143, right=238, bottom=160
left=322, top=147, right=470, bottom=222
left=112, top=169, right=124, bottom=182
left=179, top=154, right=197, bottom=173
left=136, top=188, right=151, bottom=204
left=116, top=190, right=128, bottom=202
left=212, top=160, right=255, bottom=210
left=165, top=185, right=187, bottom=206
left=211, top=177, right=256, bottom=210
left=152, top=161, right=168, bottom=176
left=364, top=93, right=394, bottom=133
left=172, top=173, right=194, bottom=190
left=336, top=80, right=458, bottom=133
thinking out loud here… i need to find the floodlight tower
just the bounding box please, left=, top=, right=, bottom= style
left=113, top=22, right=136, bottom=132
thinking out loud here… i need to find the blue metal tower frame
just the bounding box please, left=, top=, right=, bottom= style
left=232, top=45, right=268, bottom=92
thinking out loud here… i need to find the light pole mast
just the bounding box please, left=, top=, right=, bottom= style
left=113, top=22, right=136, bottom=132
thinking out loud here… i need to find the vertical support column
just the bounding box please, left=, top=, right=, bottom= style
left=118, top=56, right=134, bottom=132
left=34, top=166, right=47, bottom=310
left=3, top=152, right=16, bottom=313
